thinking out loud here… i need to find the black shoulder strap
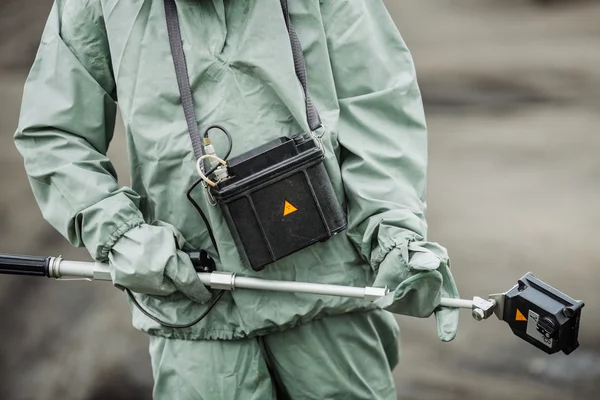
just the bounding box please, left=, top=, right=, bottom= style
left=279, top=0, right=323, bottom=132
left=163, top=0, right=322, bottom=161
left=163, top=0, right=204, bottom=159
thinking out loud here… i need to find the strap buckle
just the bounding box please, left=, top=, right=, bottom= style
left=310, top=124, right=326, bottom=153
left=311, top=124, right=326, bottom=139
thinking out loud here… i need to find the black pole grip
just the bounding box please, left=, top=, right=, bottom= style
left=187, top=250, right=216, bottom=273
left=0, top=254, right=50, bottom=277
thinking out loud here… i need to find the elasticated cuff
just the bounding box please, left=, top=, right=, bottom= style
left=100, top=218, right=145, bottom=260
left=77, top=191, right=146, bottom=261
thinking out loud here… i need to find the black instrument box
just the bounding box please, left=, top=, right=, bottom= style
left=212, top=134, right=347, bottom=271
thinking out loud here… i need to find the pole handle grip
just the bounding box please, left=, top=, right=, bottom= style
left=0, top=254, right=50, bottom=277
left=188, top=250, right=216, bottom=273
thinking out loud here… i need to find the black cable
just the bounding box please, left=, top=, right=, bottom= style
left=203, top=124, right=233, bottom=145
left=127, top=124, right=234, bottom=328
left=127, top=126, right=233, bottom=329
left=127, top=178, right=222, bottom=328
left=126, top=288, right=225, bottom=329
left=202, top=125, right=233, bottom=177
left=186, top=178, right=219, bottom=251
left=185, top=124, right=233, bottom=252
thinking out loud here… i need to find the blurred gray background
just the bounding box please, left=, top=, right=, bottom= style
left=1, top=0, right=599, bottom=399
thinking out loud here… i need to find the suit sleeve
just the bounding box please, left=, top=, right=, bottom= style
left=14, top=0, right=145, bottom=261
left=321, top=0, right=429, bottom=268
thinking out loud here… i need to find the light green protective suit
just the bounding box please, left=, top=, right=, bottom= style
left=15, top=0, right=459, bottom=398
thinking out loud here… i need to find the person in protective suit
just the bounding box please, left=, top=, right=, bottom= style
left=14, top=0, right=460, bottom=398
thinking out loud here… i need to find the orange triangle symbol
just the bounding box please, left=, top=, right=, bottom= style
left=283, top=200, right=298, bottom=216
left=515, top=309, right=527, bottom=321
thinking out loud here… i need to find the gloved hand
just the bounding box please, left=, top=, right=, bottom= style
left=373, top=241, right=460, bottom=342
left=107, top=221, right=212, bottom=304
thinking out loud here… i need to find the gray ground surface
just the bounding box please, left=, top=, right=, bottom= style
left=1, top=1, right=599, bottom=399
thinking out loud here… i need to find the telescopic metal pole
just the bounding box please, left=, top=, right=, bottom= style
left=53, top=258, right=389, bottom=302
left=0, top=254, right=488, bottom=314
left=54, top=257, right=486, bottom=310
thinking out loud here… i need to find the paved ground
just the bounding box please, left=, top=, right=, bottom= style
left=1, top=1, right=599, bottom=399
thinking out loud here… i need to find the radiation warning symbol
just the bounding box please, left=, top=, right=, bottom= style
left=283, top=200, right=298, bottom=217
left=515, top=309, right=527, bottom=322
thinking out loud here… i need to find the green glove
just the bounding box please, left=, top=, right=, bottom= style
left=373, top=241, right=460, bottom=342
left=108, top=221, right=212, bottom=304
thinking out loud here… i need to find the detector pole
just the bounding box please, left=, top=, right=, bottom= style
left=0, top=254, right=494, bottom=314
